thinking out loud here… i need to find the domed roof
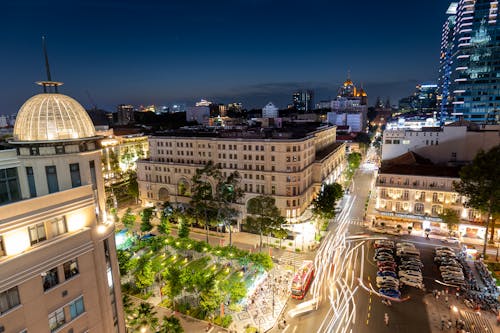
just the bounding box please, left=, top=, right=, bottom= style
left=13, top=93, right=96, bottom=142
left=343, top=79, right=354, bottom=87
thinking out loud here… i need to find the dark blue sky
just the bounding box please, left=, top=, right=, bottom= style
left=1, top=0, right=450, bottom=113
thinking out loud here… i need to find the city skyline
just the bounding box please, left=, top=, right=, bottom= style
left=1, top=0, right=450, bottom=114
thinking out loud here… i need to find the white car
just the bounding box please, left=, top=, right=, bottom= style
left=396, top=242, right=416, bottom=249
left=376, top=276, right=399, bottom=285
left=400, top=277, right=424, bottom=289
left=398, top=270, right=423, bottom=281
left=442, top=237, right=460, bottom=244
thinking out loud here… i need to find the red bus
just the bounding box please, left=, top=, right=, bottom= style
left=291, top=260, right=315, bottom=299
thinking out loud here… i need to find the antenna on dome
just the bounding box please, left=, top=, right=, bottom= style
left=42, top=36, right=52, bottom=82
left=37, top=36, right=63, bottom=93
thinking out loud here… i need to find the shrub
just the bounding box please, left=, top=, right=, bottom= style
left=295, top=248, right=301, bottom=253
left=214, top=315, right=233, bottom=328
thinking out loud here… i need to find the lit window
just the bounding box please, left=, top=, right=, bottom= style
left=63, top=259, right=79, bottom=280
left=0, top=286, right=20, bottom=314
left=48, top=307, right=65, bottom=332
left=29, top=222, right=47, bottom=245
left=51, top=217, right=67, bottom=237
left=43, top=267, right=59, bottom=291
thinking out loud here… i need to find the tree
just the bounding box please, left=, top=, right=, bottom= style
left=178, top=218, right=190, bottom=238
left=140, top=208, right=154, bottom=234
left=117, top=249, right=133, bottom=276
left=135, top=257, right=155, bottom=292
left=130, top=302, right=158, bottom=332
left=312, top=183, right=343, bottom=221
left=189, top=161, right=219, bottom=242
left=199, top=287, right=223, bottom=318
left=162, top=266, right=183, bottom=309
left=454, top=145, right=500, bottom=255
left=158, top=216, right=171, bottom=235
left=348, top=152, right=362, bottom=170
left=245, top=196, right=285, bottom=251
left=127, top=170, right=139, bottom=203
left=214, top=171, right=244, bottom=246
left=438, top=208, right=460, bottom=235
left=157, top=315, right=184, bottom=333
left=122, top=294, right=135, bottom=317
left=122, top=208, right=136, bottom=230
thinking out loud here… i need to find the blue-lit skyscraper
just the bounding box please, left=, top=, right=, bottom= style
left=448, top=0, right=500, bottom=124
left=437, top=2, right=457, bottom=124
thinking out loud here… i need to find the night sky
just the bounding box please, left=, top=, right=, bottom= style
left=1, top=0, right=450, bottom=114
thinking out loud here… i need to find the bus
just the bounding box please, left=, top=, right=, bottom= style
left=291, top=260, right=315, bottom=299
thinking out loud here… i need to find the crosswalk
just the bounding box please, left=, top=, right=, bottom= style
left=275, top=250, right=310, bottom=269
left=460, top=310, right=493, bottom=333
left=349, top=218, right=365, bottom=226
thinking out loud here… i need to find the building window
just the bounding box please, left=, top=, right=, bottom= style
left=0, top=235, right=4, bottom=256
left=55, top=146, right=64, bottom=154
left=48, top=307, right=65, bottom=332
left=70, top=163, right=81, bottom=188
left=271, top=185, right=276, bottom=195
left=0, top=286, right=20, bottom=314
left=271, top=146, right=275, bottom=151
left=89, top=160, right=97, bottom=190
left=69, top=296, right=85, bottom=320
left=51, top=217, right=67, bottom=237
left=45, top=166, right=59, bottom=193
left=0, top=167, right=21, bottom=204
left=29, top=222, right=47, bottom=245
left=26, top=166, right=37, bottom=197
left=63, top=259, right=79, bottom=280
left=42, top=267, right=59, bottom=291
left=414, top=203, right=424, bottom=213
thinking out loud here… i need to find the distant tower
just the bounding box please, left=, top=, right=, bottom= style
left=292, top=90, right=314, bottom=112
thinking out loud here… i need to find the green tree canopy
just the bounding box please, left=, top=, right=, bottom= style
left=140, top=208, right=155, bottom=233
left=157, top=315, right=184, bottom=333
left=122, top=208, right=136, bottom=230
left=438, top=208, right=460, bottom=235
left=348, top=152, right=362, bottom=170
left=245, top=196, right=285, bottom=251
left=189, top=161, right=219, bottom=242
left=312, top=183, right=343, bottom=221
left=453, top=145, right=500, bottom=254
left=130, top=302, right=158, bottom=332
left=214, top=170, right=244, bottom=246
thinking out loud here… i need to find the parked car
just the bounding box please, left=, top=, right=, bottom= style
left=379, top=288, right=401, bottom=298
left=377, top=261, right=396, bottom=268
left=439, top=266, right=462, bottom=273
left=398, top=270, right=423, bottom=281
left=400, top=277, right=424, bottom=289
left=374, top=240, right=394, bottom=248
left=397, top=248, right=420, bottom=257
left=376, top=276, right=399, bottom=284
left=378, top=265, right=396, bottom=272
left=378, top=281, right=399, bottom=290
left=375, top=248, right=394, bottom=254
left=374, top=254, right=395, bottom=262
left=377, top=271, right=397, bottom=278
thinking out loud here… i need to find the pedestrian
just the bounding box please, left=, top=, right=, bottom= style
left=445, top=295, right=449, bottom=304
left=447, top=320, right=452, bottom=329
left=455, top=319, right=458, bottom=328
left=384, top=313, right=389, bottom=326
left=441, top=319, right=445, bottom=330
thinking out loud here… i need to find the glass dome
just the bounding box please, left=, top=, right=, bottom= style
left=13, top=93, right=96, bottom=142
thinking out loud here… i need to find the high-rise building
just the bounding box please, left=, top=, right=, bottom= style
left=437, top=2, right=458, bottom=123
left=0, top=72, right=124, bottom=330
left=116, top=104, right=135, bottom=125
left=397, top=84, right=438, bottom=116
left=292, top=90, right=314, bottom=112
left=262, top=102, right=279, bottom=118
left=447, top=0, right=500, bottom=123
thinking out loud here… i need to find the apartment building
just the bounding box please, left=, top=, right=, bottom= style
left=137, top=125, right=345, bottom=222
left=0, top=81, right=124, bottom=333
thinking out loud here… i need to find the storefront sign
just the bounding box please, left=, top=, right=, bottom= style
left=378, top=211, right=442, bottom=222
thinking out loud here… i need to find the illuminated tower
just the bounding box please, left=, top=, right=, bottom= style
left=0, top=38, right=125, bottom=333
left=449, top=0, right=500, bottom=123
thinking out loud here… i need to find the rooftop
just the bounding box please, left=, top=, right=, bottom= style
left=380, top=151, right=461, bottom=178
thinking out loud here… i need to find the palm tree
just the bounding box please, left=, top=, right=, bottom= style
left=130, top=302, right=159, bottom=332
left=157, top=315, right=184, bottom=333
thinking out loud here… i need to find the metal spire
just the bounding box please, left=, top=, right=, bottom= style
left=37, top=36, right=62, bottom=93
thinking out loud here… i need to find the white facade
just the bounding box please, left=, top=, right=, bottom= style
left=262, top=102, right=279, bottom=118
left=327, top=111, right=365, bottom=132
left=381, top=123, right=500, bottom=162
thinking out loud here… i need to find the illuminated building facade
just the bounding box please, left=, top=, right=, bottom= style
left=449, top=0, right=500, bottom=123
left=137, top=125, right=345, bottom=222
left=0, top=78, right=124, bottom=332
left=437, top=2, right=458, bottom=123
left=292, top=90, right=314, bottom=112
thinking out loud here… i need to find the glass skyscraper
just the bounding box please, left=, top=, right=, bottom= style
left=447, top=0, right=500, bottom=124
